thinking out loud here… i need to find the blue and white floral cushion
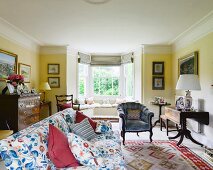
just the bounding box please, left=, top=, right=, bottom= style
left=48, top=114, right=70, bottom=134
left=67, top=133, right=105, bottom=168
left=95, top=120, right=112, bottom=133
left=60, top=108, right=76, bottom=129
left=0, top=138, right=37, bottom=169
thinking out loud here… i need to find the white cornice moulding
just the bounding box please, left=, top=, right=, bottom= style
left=143, top=45, right=172, bottom=54
left=172, top=11, right=213, bottom=51
left=0, top=17, right=41, bottom=53
left=40, top=46, right=67, bottom=55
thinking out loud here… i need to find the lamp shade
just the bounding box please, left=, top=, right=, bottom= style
left=176, top=74, right=201, bottom=90
left=39, top=82, right=51, bottom=91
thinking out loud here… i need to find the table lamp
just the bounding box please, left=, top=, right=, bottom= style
left=176, top=74, right=201, bottom=110
left=39, top=82, right=51, bottom=102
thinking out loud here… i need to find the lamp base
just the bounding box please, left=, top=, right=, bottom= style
left=184, top=90, right=192, bottom=110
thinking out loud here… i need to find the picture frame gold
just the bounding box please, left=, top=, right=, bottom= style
left=152, top=62, right=164, bottom=75
left=152, top=76, right=164, bottom=90
left=19, top=63, right=31, bottom=83
left=0, top=49, right=17, bottom=80
left=48, top=77, right=60, bottom=88
left=178, top=51, right=198, bottom=76
left=48, top=64, right=60, bottom=74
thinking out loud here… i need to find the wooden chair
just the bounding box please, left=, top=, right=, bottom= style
left=55, top=94, right=80, bottom=112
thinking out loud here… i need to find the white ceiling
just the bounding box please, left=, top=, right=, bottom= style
left=0, top=0, right=213, bottom=53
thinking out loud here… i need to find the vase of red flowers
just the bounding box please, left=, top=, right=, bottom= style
left=2, top=74, right=24, bottom=94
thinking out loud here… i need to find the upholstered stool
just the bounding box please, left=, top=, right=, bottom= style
left=0, top=130, right=13, bottom=140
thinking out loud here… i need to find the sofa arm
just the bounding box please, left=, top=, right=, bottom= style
left=141, top=108, right=154, bottom=124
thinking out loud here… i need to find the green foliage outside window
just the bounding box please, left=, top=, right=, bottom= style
left=93, top=67, right=119, bottom=96
left=79, top=78, right=85, bottom=95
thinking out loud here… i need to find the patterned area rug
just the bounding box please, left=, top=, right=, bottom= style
left=122, top=140, right=213, bottom=170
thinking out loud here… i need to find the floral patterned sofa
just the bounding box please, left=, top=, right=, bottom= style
left=0, top=108, right=126, bottom=170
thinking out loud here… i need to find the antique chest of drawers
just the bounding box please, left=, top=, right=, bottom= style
left=0, top=94, right=40, bottom=132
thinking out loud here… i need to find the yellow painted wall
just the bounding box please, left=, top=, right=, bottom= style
left=39, top=53, right=67, bottom=113
left=143, top=53, right=173, bottom=120
left=0, top=36, right=39, bottom=92
left=172, top=32, right=213, bottom=142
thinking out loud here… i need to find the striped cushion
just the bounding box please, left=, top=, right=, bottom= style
left=70, top=118, right=97, bottom=140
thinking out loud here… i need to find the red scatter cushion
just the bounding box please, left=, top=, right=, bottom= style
left=59, top=103, right=72, bottom=111
left=76, top=111, right=97, bottom=130
left=48, top=124, right=79, bottom=168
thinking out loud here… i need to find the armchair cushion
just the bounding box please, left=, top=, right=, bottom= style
left=127, top=109, right=141, bottom=120
left=126, top=120, right=150, bottom=131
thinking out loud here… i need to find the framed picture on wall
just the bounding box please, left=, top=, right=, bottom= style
left=48, top=64, right=60, bottom=74
left=0, top=49, right=17, bottom=80
left=152, top=76, right=164, bottom=90
left=19, top=63, right=31, bottom=83
left=178, top=51, right=198, bottom=76
left=152, top=62, right=164, bottom=75
left=48, top=77, right=60, bottom=88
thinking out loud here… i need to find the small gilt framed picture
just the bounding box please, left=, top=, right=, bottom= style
left=48, top=64, right=60, bottom=74
left=152, top=77, right=164, bottom=90
left=152, top=62, right=164, bottom=75
left=48, top=77, right=60, bottom=88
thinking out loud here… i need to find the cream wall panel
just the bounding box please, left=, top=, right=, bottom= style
left=172, top=32, right=213, bottom=147
left=0, top=35, right=39, bottom=91
left=39, top=53, right=67, bottom=114
left=143, top=53, right=173, bottom=122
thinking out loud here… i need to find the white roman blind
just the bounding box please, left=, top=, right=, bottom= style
left=91, top=55, right=121, bottom=65
left=121, top=52, right=134, bottom=64
left=78, top=52, right=91, bottom=64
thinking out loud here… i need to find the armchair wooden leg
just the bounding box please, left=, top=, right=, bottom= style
left=160, top=117, right=162, bottom=131
left=166, top=119, right=169, bottom=136
left=123, top=131, right=125, bottom=145
left=137, top=132, right=139, bottom=136
left=121, top=131, right=123, bottom=137
left=150, top=129, right=153, bottom=142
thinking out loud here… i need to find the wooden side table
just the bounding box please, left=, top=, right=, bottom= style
left=165, top=106, right=209, bottom=146
left=0, top=130, right=13, bottom=140
left=151, top=102, right=171, bottom=127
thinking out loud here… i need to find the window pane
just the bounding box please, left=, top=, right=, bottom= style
left=79, top=78, right=85, bottom=95
left=78, top=64, right=88, bottom=96
left=93, top=77, right=99, bottom=95
left=113, top=78, right=119, bottom=95
left=92, top=66, right=120, bottom=96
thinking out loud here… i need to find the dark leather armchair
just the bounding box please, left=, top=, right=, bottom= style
left=117, top=102, right=154, bottom=145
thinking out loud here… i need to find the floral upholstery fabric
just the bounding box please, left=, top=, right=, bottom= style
left=68, top=133, right=126, bottom=170
left=60, top=108, right=76, bottom=129
left=0, top=108, right=126, bottom=170
left=90, top=130, right=121, bottom=144
left=48, top=114, right=70, bottom=134
left=22, top=126, right=50, bottom=169
left=0, top=138, right=37, bottom=169
left=68, top=133, right=104, bottom=167
left=95, top=120, right=112, bottom=133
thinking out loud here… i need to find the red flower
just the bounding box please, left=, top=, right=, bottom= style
left=7, top=74, right=24, bottom=85
left=83, top=142, right=89, bottom=148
